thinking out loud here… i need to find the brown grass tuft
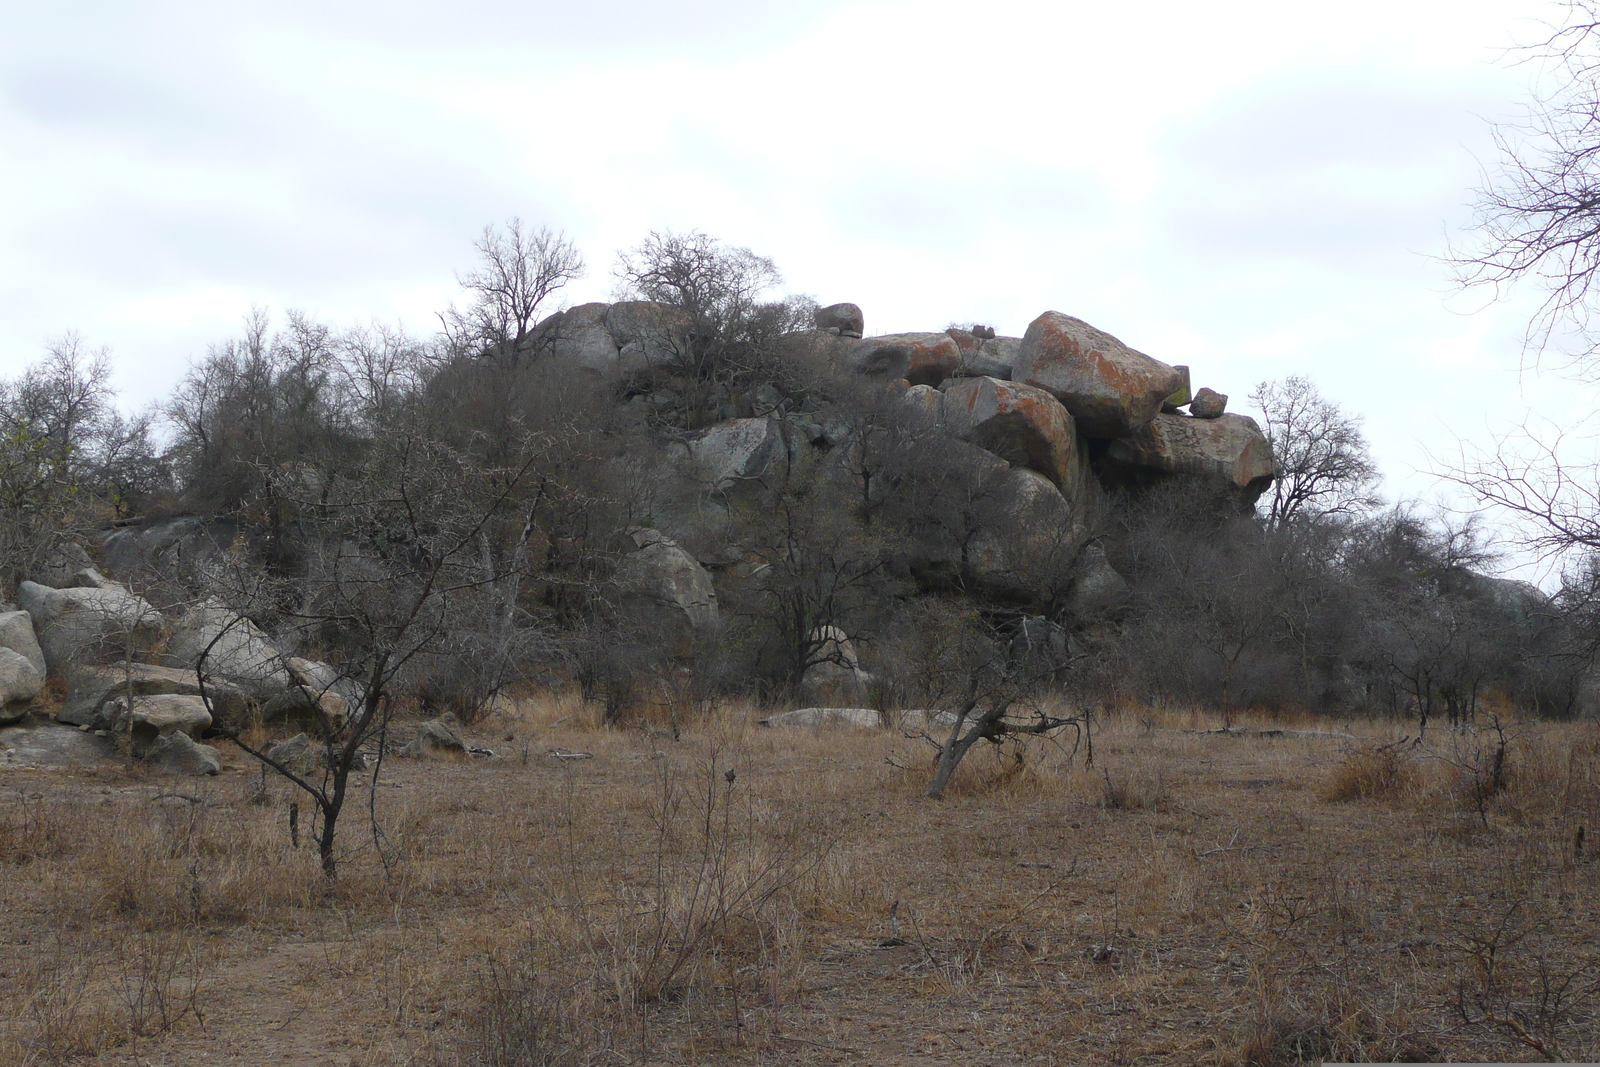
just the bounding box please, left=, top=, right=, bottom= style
left=1320, top=746, right=1419, bottom=803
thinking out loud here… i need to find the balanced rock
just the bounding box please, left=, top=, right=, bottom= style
left=940, top=376, right=1080, bottom=490
left=814, top=302, right=865, bottom=337
left=143, top=731, right=221, bottom=776
left=57, top=663, right=249, bottom=729
left=1163, top=365, right=1192, bottom=413
left=163, top=599, right=291, bottom=697
left=0, top=647, right=46, bottom=725
left=108, top=693, right=213, bottom=754
left=16, top=581, right=165, bottom=673
left=1102, top=412, right=1276, bottom=503
left=0, top=610, right=46, bottom=676
left=850, top=333, right=962, bottom=387
left=1189, top=387, right=1227, bottom=418
left=1013, top=312, right=1184, bottom=439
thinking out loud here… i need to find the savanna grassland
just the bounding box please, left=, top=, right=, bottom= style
left=2, top=699, right=1598, bottom=1067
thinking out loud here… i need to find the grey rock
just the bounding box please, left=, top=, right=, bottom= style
left=163, top=599, right=291, bottom=697
left=814, top=302, right=865, bottom=337
left=108, top=693, right=213, bottom=752
left=966, top=468, right=1091, bottom=603
left=0, top=647, right=46, bottom=725
left=687, top=417, right=794, bottom=491
left=1162, top=365, right=1192, bottom=413
left=616, top=529, right=720, bottom=654
left=797, top=627, right=873, bottom=708
left=58, top=664, right=248, bottom=730
left=15, top=581, right=165, bottom=673
left=1013, top=311, right=1184, bottom=439
left=27, top=542, right=95, bottom=588
left=940, top=376, right=1081, bottom=490
left=1101, top=412, right=1276, bottom=504
left=0, top=719, right=118, bottom=768
left=1189, top=387, right=1227, bottom=418
left=607, top=301, right=692, bottom=369
left=0, top=610, right=46, bottom=676
left=99, top=516, right=237, bottom=579
left=759, top=707, right=882, bottom=729
left=259, top=686, right=349, bottom=732
left=1063, top=544, right=1131, bottom=621
left=265, top=732, right=317, bottom=775
left=402, top=712, right=466, bottom=757
left=143, top=731, right=221, bottom=776
left=948, top=330, right=1018, bottom=380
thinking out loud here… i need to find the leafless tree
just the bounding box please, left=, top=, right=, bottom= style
left=443, top=218, right=584, bottom=363
left=1251, top=375, right=1380, bottom=530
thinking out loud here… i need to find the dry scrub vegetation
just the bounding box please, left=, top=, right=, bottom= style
left=2, top=699, right=1598, bottom=1066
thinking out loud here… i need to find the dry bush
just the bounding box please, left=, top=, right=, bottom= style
left=1098, top=763, right=1170, bottom=810
left=1319, top=746, right=1419, bottom=803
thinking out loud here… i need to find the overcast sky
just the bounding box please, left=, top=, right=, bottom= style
left=0, top=0, right=1588, bottom=575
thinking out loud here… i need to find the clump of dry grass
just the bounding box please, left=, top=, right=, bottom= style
left=1319, top=746, right=1419, bottom=803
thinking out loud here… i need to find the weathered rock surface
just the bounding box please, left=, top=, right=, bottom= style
left=797, top=627, right=874, bottom=708
left=759, top=707, right=882, bottom=728
left=143, top=730, right=222, bottom=776
left=687, top=417, right=794, bottom=491
left=0, top=648, right=46, bottom=724
left=58, top=664, right=249, bottom=729
left=966, top=468, right=1090, bottom=602
left=1101, top=413, right=1276, bottom=502
left=1013, top=312, right=1183, bottom=439
left=940, top=376, right=1080, bottom=490
left=266, top=732, right=317, bottom=775
left=402, top=712, right=466, bottom=756
left=617, top=529, right=720, bottom=654
left=260, top=686, right=350, bottom=732
left=1163, top=365, right=1192, bottom=413
left=538, top=302, right=621, bottom=369
left=897, top=383, right=944, bottom=428
left=28, top=541, right=96, bottom=588
left=99, top=516, right=238, bottom=580
left=0, top=610, right=46, bottom=676
left=1189, top=387, right=1227, bottom=418
left=607, top=301, right=692, bottom=369
left=109, top=693, right=213, bottom=753
left=850, top=333, right=962, bottom=387
left=163, top=600, right=291, bottom=696
left=16, top=581, right=165, bottom=673
left=0, top=719, right=118, bottom=768
left=815, top=302, right=865, bottom=337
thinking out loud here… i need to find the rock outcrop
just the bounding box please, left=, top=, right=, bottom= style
left=0, top=648, right=45, bottom=725
left=57, top=663, right=249, bottom=730
left=617, top=529, right=721, bottom=654
left=850, top=333, right=962, bottom=387
left=1013, top=312, right=1184, bottom=439
left=940, top=376, right=1080, bottom=490
left=162, top=599, right=291, bottom=697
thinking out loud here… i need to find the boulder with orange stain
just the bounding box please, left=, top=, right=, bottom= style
left=939, top=376, right=1080, bottom=491
left=849, top=333, right=962, bottom=387
left=1102, top=412, right=1276, bottom=504
left=1013, top=312, right=1184, bottom=439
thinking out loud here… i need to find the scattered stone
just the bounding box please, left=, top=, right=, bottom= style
left=265, top=732, right=317, bottom=775
left=15, top=581, right=165, bottom=673
left=143, top=731, right=222, bottom=776
left=1189, top=387, right=1227, bottom=418
left=402, top=712, right=467, bottom=757
left=814, top=302, right=865, bottom=337
left=759, top=708, right=882, bottom=728
left=1013, top=311, right=1184, bottom=439
left=0, top=610, right=46, bottom=676
left=940, top=376, right=1080, bottom=489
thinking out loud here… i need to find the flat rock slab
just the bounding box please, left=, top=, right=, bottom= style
left=0, top=719, right=118, bottom=768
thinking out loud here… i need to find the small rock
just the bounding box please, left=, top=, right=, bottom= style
left=265, top=733, right=317, bottom=775
left=144, top=731, right=222, bottom=776
left=1189, top=387, right=1228, bottom=418
left=402, top=712, right=467, bottom=757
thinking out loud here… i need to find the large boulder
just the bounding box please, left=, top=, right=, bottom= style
left=940, top=376, right=1081, bottom=490
left=759, top=707, right=882, bottom=729
left=948, top=330, right=1019, bottom=380
left=15, top=581, right=165, bottom=673
left=1189, top=387, right=1227, bottom=418
left=162, top=600, right=292, bottom=697
left=1101, top=412, right=1277, bottom=504
left=535, top=302, right=621, bottom=370
left=797, top=627, right=874, bottom=707
left=1013, top=312, right=1184, bottom=439
left=0, top=610, right=46, bottom=676
left=57, top=663, right=249, bottom=729
left=143, top=731, right=221, bottom=776
left=967, top=468, right=1091, bottom=603
left=1062, top=544, right=1131, bottom=621
left=98, top=517, right=238, bottom=581
left=606, top=301, right=692, bottom=370
left=259, top=686, right=350, bottom=733
left=687, top=417, right=794, bottom=491
left=616, top=529, right=721, bottom=655
left=814, top=302, right=865, bottom=337
left=850, top=333, right=962, bottom=387
left=0, top=648, right=46, bottom=725
left=26, top=541, right=96, bottom=589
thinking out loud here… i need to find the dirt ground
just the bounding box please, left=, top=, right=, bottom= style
left=2, top=698, right=1597, bottom=1066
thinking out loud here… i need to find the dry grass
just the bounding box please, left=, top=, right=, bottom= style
left=0, top=699, right=1597, bottom=1065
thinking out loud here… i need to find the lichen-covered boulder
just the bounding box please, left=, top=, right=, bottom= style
left=1189, top=387, right=1228, bottom=418
left=57, top=663, right=249, bottom=729
left=0, top=610, right=46, bottom=676
left=163, top=599, right=291, bottom=697
left=947, top=329, right=1019, bottom=380
left=814, top=302, right=865, bottom=337
left=617, top=529, right=720, bottom=654
left=850, top=333, right=962, bottom=387
left=940, top=376, right=1081, bottom=490
left=0, top=648, right=46, bottom=725
left=1013, top=312, right=1184, bottom=439
left=15, top=581, right=165, bottom=673
left=1101, top=412, right=1276, bottom=503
